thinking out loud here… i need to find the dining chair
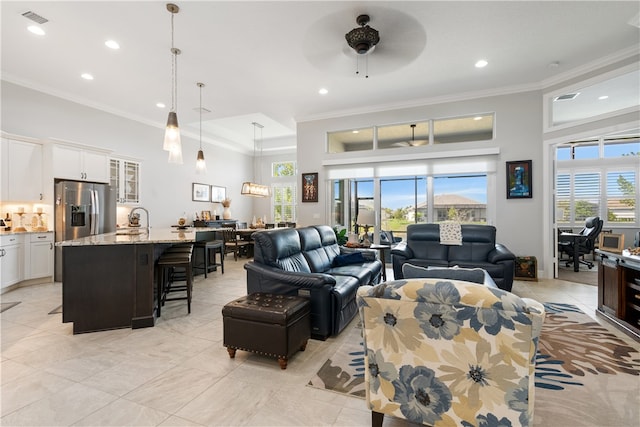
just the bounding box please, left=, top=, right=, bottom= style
left=222, top=228, right=250, bottom=261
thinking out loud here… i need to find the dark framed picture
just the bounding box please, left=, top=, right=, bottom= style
left=192, top=183, right=210, bottom=202
left=506, top=160, right=532, bottom=199
left=302, top=172, right=318, bottom=203
left=211, top=185, right=226, bottom=203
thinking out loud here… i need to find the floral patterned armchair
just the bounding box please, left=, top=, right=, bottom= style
left=357, top=278, right=545, bottom=427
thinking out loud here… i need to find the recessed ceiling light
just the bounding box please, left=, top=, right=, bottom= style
left=475, top=59, right=488, bottom=68
left=318, top=88, right=328, bottom=95
left=473, top=116, right=483, bottom=121
left=156, top=102, right=166, bottom=108
left=598, top=95, right=609, bottom=100
left=81, top=73, right=94, bottom=80
left=105, top=40, right=120, bottom=50
left=27, top=25, right=45, bottom=36
left=352, top=130, right=359, bottom=134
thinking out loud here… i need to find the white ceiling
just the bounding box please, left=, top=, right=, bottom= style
left=2, top=1, right=639, bottom=153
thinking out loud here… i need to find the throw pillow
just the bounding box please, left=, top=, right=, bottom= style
left=439, top=221, right=462, bottom=245
left=402, top=264, right=485, bottom=284
left=340, top=246, right=377, bottom=261
left=332, top=251, right=366, bottom=267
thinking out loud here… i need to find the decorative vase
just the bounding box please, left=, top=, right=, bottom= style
left=223, top=206, right=231, bottom=220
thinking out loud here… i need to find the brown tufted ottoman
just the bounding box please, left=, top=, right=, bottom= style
left=222, top=293, right=310, bottom=369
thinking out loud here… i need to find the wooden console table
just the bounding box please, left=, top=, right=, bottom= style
left=595, top=249, right=640, bottom=341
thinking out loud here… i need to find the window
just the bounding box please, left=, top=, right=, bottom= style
left=272, top=184, right=296, bottom=222
left=272, top=161, right=295, bottom=177
left=326, top=112, right=495, bottom=153
left=377, top=122, right=429, bottom=149
left=380, top=177, right=427, bottom=240
left=603, top=138, right=640, bottom=158
left=606, top=170, right=636, bottom=223
left=556, top=136, right=639, bottom=227
left=433, top=114, right=494, bottom=144
left=332, top=173, right=488, bottom=242
left=433, top=175, right=487, bottom=223
left=327, top=128, right=373, bottom=153
left=574, top=172, right=601, bottom=221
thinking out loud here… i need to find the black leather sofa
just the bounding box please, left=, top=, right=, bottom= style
left=244, top=225, right=383, bottom=340
left=391, top=223, right=516, bottom=291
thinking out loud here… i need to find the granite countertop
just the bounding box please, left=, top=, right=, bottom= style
left=1, top=229, right=53, bottom=235
left=56, top=227, right=222, bottom=246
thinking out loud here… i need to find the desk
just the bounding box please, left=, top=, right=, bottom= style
left=369, top=244, right=391, bottom=281
left=559, top=232, right=583, bottom=272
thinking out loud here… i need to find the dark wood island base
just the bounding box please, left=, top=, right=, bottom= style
left=58, top=227, right=225, bottom=334
left=62, top=243, right=161, bottom=334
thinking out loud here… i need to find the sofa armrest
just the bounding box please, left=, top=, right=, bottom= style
left=244, top=261, right=336, bottom=289
left=488, top=243, right=516, bottom=263
left=390, top=241, right=413, bottom=259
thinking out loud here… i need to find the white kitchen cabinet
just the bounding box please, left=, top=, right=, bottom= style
left=110, top=158, right=140, bottom=204
left=1, top=234, right=24, bottom=289
left=51, top=142, right=110, bottom=183
left=27, top=232, right=54, bottom=280
left=0, top=135, right=44, bottom=202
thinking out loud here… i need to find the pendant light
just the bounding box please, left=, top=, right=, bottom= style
left=163, top=3, right=183, bottom=164
left=241, top=122, right=271, bottom=197
left=195, top=82, right=207, bottom=174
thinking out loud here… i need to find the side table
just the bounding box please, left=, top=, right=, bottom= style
left=369, top=244, right=391, bottom=281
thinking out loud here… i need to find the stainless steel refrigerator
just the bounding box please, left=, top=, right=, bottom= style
left=54, top=180, right=117, bottom=282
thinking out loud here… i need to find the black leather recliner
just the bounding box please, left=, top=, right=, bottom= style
left=244, top=225, right=382, bottom=340
left=391, top=223, right=516, bottom=291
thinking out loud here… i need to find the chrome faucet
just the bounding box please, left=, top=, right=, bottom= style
left=129, top=207, right=150, bottom=232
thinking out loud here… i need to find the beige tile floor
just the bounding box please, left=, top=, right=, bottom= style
left=0, top=260, right=620, bottom=426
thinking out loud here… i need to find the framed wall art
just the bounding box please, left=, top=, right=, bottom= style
left=192, top=183, right=210, bottom=202
left=211, top=185, right=226, bottom=203
left=506, top=160, right=532, bottom=199
left=302, top=172, right=318, bottom=203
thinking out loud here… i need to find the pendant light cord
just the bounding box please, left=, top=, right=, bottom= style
left=252, top=123, right=257, bottom=182
left=199, top=83, right=202, bottom=149
left=170, top=12, right=177, bottom=113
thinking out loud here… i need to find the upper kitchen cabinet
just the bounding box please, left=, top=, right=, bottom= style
left=49, top=140, right=110, bottom=183
left=110, top=157, right=140, bottom=204
left=1, top=134, right=44, bottom=202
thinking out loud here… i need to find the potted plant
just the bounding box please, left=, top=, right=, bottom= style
left=333, top=226, right=348, bottom=246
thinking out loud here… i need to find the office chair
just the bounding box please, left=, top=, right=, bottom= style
left=558, top=216, right=603, bottom=269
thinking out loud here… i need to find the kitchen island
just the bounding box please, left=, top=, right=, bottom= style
left=57, top=227, right=221, bottom=334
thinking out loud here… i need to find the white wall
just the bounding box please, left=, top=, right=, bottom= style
left=1, top=81, right=256, bottom=227
left=296, top=91, right=545, bottom=267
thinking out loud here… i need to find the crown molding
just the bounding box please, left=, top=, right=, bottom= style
left=298, top=47, right=640, bottom=124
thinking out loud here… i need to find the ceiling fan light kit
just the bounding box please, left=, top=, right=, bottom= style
left=345, top=14, right=379, bottom=54
left=345, top=14, right=380, bottom=78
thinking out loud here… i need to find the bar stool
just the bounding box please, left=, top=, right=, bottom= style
left=194, top=239, right=224, bottom=277
left=156, top=244, right=194, bottom=317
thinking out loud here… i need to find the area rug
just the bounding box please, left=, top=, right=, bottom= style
left=308, top=303, right=640, bottom=426
left=0, top=301, right=21, bottom=313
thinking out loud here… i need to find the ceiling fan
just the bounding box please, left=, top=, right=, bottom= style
left=392, top=124, right=428, bottom=147
left=301, top=8, right=427, bottom=77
